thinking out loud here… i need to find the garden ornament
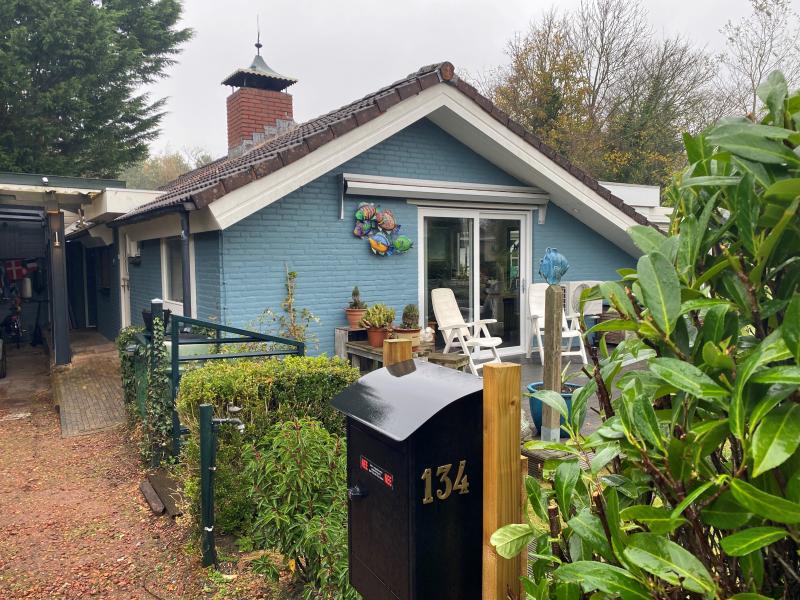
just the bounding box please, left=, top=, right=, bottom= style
left=353, top=201, right=413, bottom=256
left=368, top=232, right=391, bottom=255
left=539, top=247, right=569, bottom=285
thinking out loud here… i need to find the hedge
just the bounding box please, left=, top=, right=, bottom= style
left=176, top=355, right=359, bottom=533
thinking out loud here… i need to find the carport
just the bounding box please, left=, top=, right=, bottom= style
left=0, top=172, right=158, bottom=366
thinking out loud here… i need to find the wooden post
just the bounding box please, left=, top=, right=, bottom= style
left=383, top=338, right=412, bottom=366
left=482, top=363, right=522, bottom=600
left=541, top=285, right=563, bottom=441
left=520, top=454, right=529, bottom=582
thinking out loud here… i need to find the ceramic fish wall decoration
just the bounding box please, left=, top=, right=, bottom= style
left=353, top=202, right=413, bottom=256
left=539, top=247, right=569, bottom=285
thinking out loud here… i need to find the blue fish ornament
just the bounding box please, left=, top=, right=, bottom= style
left=539, top=247, right=569, bottom=285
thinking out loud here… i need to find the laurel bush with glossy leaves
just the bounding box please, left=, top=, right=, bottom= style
left=493, top=71, right=800, bottom=599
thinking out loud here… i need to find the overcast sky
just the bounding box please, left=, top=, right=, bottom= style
left=146, top=0, right=755, bottom=159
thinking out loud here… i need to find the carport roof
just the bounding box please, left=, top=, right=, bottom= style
left=0, top=172, right=125, bottom=190
left=0, top=172, right=126, bottom=209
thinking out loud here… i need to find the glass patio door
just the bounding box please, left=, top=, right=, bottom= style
left=422, top=209, right=528, bottom=355
left=424, top=214, right=475, bottom=326
left=478, top=216, right=522, bottom=350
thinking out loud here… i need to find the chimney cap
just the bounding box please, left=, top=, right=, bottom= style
left=221, top=53, right=298, bottom=91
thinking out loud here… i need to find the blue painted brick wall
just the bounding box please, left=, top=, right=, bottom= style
left=221, top=118, right=523, bottom=354
left=128, top=239, right=162, bottom=326
left=532, top=205, right=636, bottom=282
left=220, top=117, right=637, bottom=355
left=194, top=232, right=222, bottom=322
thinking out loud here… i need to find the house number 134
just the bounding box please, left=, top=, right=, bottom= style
left=421, top=460, right=469, bottom=504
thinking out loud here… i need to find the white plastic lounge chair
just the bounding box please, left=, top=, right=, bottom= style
left=527, top=283, right=588, bottom=364
left=431, top=288, right=502, bottom=376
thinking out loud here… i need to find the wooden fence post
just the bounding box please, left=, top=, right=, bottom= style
left=520, top=454, right=529, bottom=582
left=483, top=363, right=522, bottom=600
left=382, top=338, right=412, bottom=366
left=541, top=285, right=563, bottom=441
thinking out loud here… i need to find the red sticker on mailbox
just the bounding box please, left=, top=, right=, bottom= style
left=359, top=455, right=394, bottom=489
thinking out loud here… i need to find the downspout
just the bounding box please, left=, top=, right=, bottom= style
left=180, top=210, right=192, bottom=318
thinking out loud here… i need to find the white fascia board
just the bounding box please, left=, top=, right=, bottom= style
left=208, top=82, right=643, bottom=255
left=118, top=208, right=219, bottom=242
left=83, top=188, right=161, bottom=222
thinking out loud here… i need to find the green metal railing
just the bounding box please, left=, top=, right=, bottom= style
left=199, top=403, right=244, bottom=567
left=168, top=314, right=305, bottom=457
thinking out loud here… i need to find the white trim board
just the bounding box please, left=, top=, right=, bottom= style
left=159, top=236, right=197, bottom=318
left=201, top=83, right=641, bottom=255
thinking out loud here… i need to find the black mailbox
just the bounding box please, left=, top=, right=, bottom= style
left=331, top=359, right=483, bottom=600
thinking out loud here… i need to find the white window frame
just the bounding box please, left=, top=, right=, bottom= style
left=160, top=236, right=196, bottom=318
left=416, top=204, right=532, bottom=358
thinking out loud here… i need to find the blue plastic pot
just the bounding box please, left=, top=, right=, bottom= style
left=527, top=381, right=580, bottom=437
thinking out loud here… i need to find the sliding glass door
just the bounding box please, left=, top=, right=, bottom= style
left=421, top=208, right=529, bottom=355
left=424, top=215, right=475, bottom=325
left=478, top=215, right=522, bottom=349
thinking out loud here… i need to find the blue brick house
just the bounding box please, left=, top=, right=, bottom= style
left=106, top=58, right=659, bottom=357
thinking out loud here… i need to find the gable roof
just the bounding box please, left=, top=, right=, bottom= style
left=113, top=62, right=651, bottom=231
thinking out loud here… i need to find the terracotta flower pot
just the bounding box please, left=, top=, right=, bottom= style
left=394, top=328, right=421, bottom=349
left=345, top=308, right=367, bottom=329
left=366, top=327, right=390, bottom=348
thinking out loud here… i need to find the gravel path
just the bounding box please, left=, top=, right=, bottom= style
left=0, top=394, right=206, bottom=598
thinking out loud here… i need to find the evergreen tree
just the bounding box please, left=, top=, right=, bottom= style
left=0, top=0, right=191, bottom=178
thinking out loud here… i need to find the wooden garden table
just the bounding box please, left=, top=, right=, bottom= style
left=345, top=339, right=433, bottom=372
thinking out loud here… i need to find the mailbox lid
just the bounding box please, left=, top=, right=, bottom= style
left=331, top=359, right=482, bottom=442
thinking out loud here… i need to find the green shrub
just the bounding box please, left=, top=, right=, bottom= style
left=176, top=355, right=359, bottom=533
left=245, top=419, right=357, bottom=600
left=493, top=71, right=800, bottom=598
left=115, top=325, right=144, bottom=406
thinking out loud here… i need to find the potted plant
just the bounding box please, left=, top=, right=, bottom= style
left=393, top=304, right=421, bottom=349
left=525, top=367, right=582, bottom=438
left=359, top=303, right=395, bottom=348
left=345, top=286, right=367, bottom=329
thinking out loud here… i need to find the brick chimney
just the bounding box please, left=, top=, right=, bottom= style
left=221, top=47, right=298, bottom=157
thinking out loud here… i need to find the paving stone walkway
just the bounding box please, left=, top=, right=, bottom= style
left=54, top=334, right=126, bottom=437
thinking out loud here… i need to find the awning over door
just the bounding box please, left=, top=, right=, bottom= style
left=343, top=173, right=549, bottom=206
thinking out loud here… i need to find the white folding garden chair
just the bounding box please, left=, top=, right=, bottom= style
left=527, top=282, right=588, bottom=364
left=431, top=288, right=502, bottom=376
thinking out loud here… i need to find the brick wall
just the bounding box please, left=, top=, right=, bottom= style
left=128, top=239, right=162, bottom=326
left=227, top=87, right=293, bottom=151
left=220, top=118, right=525, bottom=354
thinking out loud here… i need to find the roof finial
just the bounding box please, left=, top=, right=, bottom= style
left=255, top=15, right=262, bottom=56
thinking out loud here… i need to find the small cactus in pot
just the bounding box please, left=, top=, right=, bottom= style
left=345, top=286, right=367, bottom=329
left=359, top=303, right=395, bottom=347
left=393, top=304, right=421, bottom=349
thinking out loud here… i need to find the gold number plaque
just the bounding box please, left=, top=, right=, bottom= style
left=421, top=468, right=434, bottom=504
left=421, top=460, right=469, bottom=504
